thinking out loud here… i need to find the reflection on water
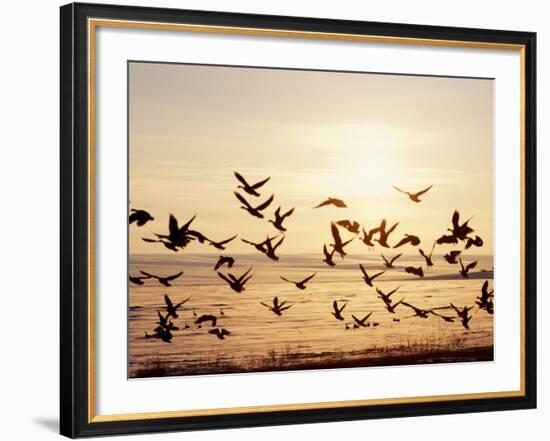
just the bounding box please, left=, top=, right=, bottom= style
left=129, top=253, right=493, bottom=378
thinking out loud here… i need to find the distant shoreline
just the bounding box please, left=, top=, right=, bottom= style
left=130, top=345, right=494, bottom=379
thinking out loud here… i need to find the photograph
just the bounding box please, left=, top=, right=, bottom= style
left=128, top=61, right=495, bottom=378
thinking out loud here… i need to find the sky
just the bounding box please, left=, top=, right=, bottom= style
left=128, top=61, right=494, bottom=255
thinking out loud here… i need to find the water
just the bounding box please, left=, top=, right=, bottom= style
left=129, top=253, right=494, bottom=378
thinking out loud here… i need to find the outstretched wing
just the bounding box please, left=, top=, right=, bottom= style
left=393, top=186, right=408, bottom=195
left=414, top=185, right=433, bottom=197
left=165, top=271, right=183, bottom=281
left=358, top=263, right=368, bottom=277
left=389, top=253, right=403, bottom=265
left=164, top=294, right=173, bottom=308
left=139, top=270, right=156, bottom=278
left=175, top=296, right=191, bottom=308
left=466, top=261, right=478, bottom=271
left=251, top=176, right=270, bottom=190
left=300, top=273, right=317, bottom=284
left=217, top=234, right=238, bottom=245
left=279, top=276, right=293, bottom=284
left=255, top=194, right=274, bottom=211
left=217, top=272, right=232, bottom=284
left=393, top=236, right=410, bottom=248
left=330, top=223, right=342, bottom=247
left=233, top=171, right=250, bottom=188
left=282, top=207, right=295, bottom=218
left=234, top=191, right=253, bottom=209
left=314, top=199, right=331, bottom=208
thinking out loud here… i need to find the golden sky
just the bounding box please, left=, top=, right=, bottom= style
left=129, top=62, right=494, bottom=255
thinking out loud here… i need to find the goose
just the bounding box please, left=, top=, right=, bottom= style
left=269, top=206, right=295, bottom=232
left=217, top=266, right=254, bottom=293
left=450, top=303, right=475, bottom=329
left=214, top=256, right=235, bottom=271
left=336, top=219, right=361, bottom=234
left=145, top=214, right=197, bottom=251
left=313, top=197, right=347, bottom=208
left=465, top=235, right=484, bottom=249
left=164, top=294, right=190, bottom=319
left=401, top=301, right=431, bottom=319
left=393, top=234, right=421, bottom=248
left=393, top=185, right=433, bottom=203
left=419, top=242, right=436, bottom=267
left=156, top=310, right=179, bottom=331
left=381, top=253, right=402, bottom=268
left=234, top=192, right=274, bottom=218
left=376, top=287, right=401, bottom=306
left=260, top=296, right=292, bottom=316
left=208, top=234, right=238, bottom=250
left=358, top=264, right=385, bottom=287
left=475, top=280, right=494, bottom=314
left=194, top=314, right=217, bottom=328
left=384, top=298, right=405, bottom=314
left=234, top=171, right=270, bottom=197
left=404, top=266, right=424, bottom=278
left=209, top=328, right=231, bottom=340
left=360, top=225, right=381, bottom=248
left=129, top=209, right=154, bottom=226
left=459, top=258, right=478, bottom=278
left=322, top=244, right=337, bottom=267
left=330, top=222, right=354, bottom=257
left=443, top=250, right=462, bottom=264
left=129, top=274, right=151, bottom=285
left=264, top=235, right=285, bottom=262
left=140, top=270, right=183, bottom=287
left=351, top=312, right=373, bottom=328
left=280, top=272, right=316, bottom=289
left=375, top=219, right=399, bottom=248
left=331, top=300, right=348, bottom=321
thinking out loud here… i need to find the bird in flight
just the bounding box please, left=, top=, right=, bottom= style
left=217, top=266, right=254, bottom=293
left=383, top=297, right=405, bottom=314
left=214, top=256, right=235, bottom=271
left=443, top=250, right=462, bottom=264
left=139, top=270, right=183, bottom=287
left=322, top=244, right=336, bottom=267
left=280, top=273, right=316, bottom=290
left=351, top=312, right=374, bottom=328
left=376, top=287, right=401, bottom=306
left=381, top=253, right=402, bottom=268
left=393, top=234, right=421, bottom=248
left=269, top=206, right=295, bottom=232
left=145, top=327, right=173, bottom=343
left=393, top=185, right=433, bottom=203
left=260, top=296, right=292, bottom=316
left=234, top=171, right=270, bottom=197
left=331, top=300, right=348, bottom=321
left=156, top=310, right=179, bottom=332
left=405, top=266, right=424, bottom=278
left=194, top=314, right=217, bottom=328
left=264, top=235, right=285, bottom=262
left=476, top=280, right=494, bottom=314
left=163, top=294, right=190, bottom=319
left=401, top=301, right=431, bottom=319
left=208, top=234, right=238, bottom=250
left=360, top=225, right=381, bottom=249
left=358, top=264, right=385, bottom=287
left=209, top=328, right=231, bottom=340
left=129, top=273, right=151, bottom=285
left=429, top=310, right=455, bottom=323
left=459, top=258, right=478, bottom=278
left=313, top=197, right=347, bottom=209
left=336, top=220, right=361, bottom=234
left=438, top=210, right=475, bottom=245
left=330, top=222, right=354, bottom=258
left=143, top=214, right=197, bottom=251
left=465, top=235, right=484, bottom=249
left=375, top=219, right=399, bottom=248
left=419, top=242, right=436, bottom=267
left=234, top=192, right=274, bottom=219
left=129, top=209, right=154, bottom=226
left=450, top=303, right=475, bottom=329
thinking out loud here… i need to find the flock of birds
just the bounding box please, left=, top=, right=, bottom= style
left=130, top=172, right=494, bottom=345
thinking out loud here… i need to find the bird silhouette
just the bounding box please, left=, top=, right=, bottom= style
left=260, top=296, right=292, bottom=316
left=269, top=206, right=295, bottom=232
left=314, top=197, right=347, bottom=208
left=214, top=256, right=235, bottom=271
left=360, top=225, right=381, bottom=248
left=208, top=234, right=238, bottom=250
left=195, top=314, right=217, bottom=328
left=330, top=222, right=354, bottom=258
left=264, top=235, right=285, bottom=261
left=384, top=298, right=405, bottom=314
left=209, top=328, right=231, bottom=340
left=331, top=300, right=348, bottom=321
left=156, top=310, right=179, bottom=331
left=144, top=214, right=197, bottom=251
left=476, top=280, right=494, bottom=314
left=459, top=258, right=478, bottom=278
left=129, top=274, right=151, bottom=285
left=381, top=253, right=402, bottom=268
left=322, top=244, right=336, bottom=267
left=217, top=266, right=254, bottom=293
left=280, top=273, right=316, bottom=289
left=164, top=294, right=190, bottom=319
left=401, top=301, right=431, bottom=319
left=241, top=234, right=280, bottom=259
left=375, top=219, right=399, bottom=248
left=393, top=234, right=421, bottom=248
left=139, top=270, right=183, bottom=287
left=393, top=185, right=433, bottom=203
left=141, top=237, right=178, bottom=252
left=419, top=242, right=436, bottom=267
left=405, top=266, right=424, bottom=278
left=450, top=303, right=474, bottom=329
left=443, top=250, right=462, bottom=264
left=429, top=310, right=455, bottom=323
left=358, top=264, right=385, bottom=287
left=376, top=287, right=401, bottom=306
left=465, top=235, right=483, bottom=249
left=129, top=209, right=154, bottom=226
left=234, top=192, right=274, bottom=218
left=145, top=327, right=173, bottom=343
left=336, top=220, right=361, bottom=234
left=439, top=210, right=475, bottom=244
left=436, top=234, right=459, bottom=245
left=234, top=171, right=270, bottom=197
left=351, top=312, right=374, bottom=328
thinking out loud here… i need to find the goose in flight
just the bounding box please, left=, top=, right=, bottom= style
left=336, top=219, right=361, bottom=234
left=269, top=206, right=295, bottom=232
left=129, top=274, right=151, bottom=285
left=393, top=185, right=433, bottom=203
left=429, top=310, right=455, bottom=323
left=280, top=272, right=316, bottom=289
left=360, top=225, right=381, bottom=248
left=129, top=209, right=154, bottom=226
left=264, top=235, right=285, bottom=262
left=144, top=214, right=197, bottom=251
left=209, top=328, right=231, bottom=340
left=194, top=314, right=217, bottom=328
left=241, top=234, right=279, bottom=254
left=351, top=312, right=374, bottom=328
left=234, top=171, right=270, bottom=197
left=476, top=280, right=494, bottom=314
left=465, top=235, right=484, bottom=249
left=234, top=192, right=274, bottom=219
left=381, top=253, right=402, bottom=268
left=405, top=266, right=424, bottom=278
left=145, top=327, right=173, bottom=343
left=401, top=301, right=431, bottom=319
left=156, top=310, right=179, bottom=331
left=140, top=270, right=183, bottom=287
left=376, top=286, right=401, bottom=306
left=217, top=266, right=254, bottom=293
left=450, top=303, right=475, bottom=329
left=164, top=294, right=190, bottom=319
left=358, top=264, right=385, bottom=287
left=459, top=258, right=478, bottom=278
left=330, top=222, right=354, bottom=258
left=419, top=242, right=436, bottom=267
left=384, top=298, right=405, bottom=314
left=443, top=250, right=462, bottom=264
left=214, top=256, right=235, bottom=271
left=260, top=296, right=292, bottom=316
left=375, top=219, right=399, bottom=248
left=314, top=197, right=347, bottom=209
left=331, top=300, right=348, bottom=321
left=208, top=234, right=238, bottom=250
left=436, top=234, right=459, bottom=245
left=322, top=244, right=337, bottom=267
left=141, top=237, right=178, bottom=252
left=393, top=234, right=421, bottom=248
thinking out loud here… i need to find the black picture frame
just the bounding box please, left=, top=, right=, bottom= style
left=60, top=2, right=537, bottom=438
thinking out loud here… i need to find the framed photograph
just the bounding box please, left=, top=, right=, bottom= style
left=60, top=2, right=537, bottom=438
